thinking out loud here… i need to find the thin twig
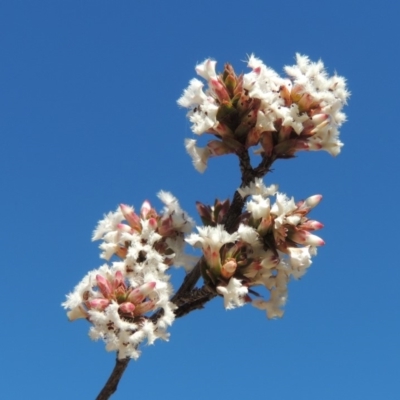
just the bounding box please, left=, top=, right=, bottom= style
left=96, top=358, right=130, bottom=400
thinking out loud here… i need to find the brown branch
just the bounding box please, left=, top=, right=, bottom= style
left=96, top=358, right=130, bottom=400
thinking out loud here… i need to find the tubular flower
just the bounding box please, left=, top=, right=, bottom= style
left=186, top=180, right=324, bottom=319
left=178, top=54, right=349, bottom=171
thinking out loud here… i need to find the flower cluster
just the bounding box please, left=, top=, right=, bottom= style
left=186, top=179, right=324, bottom=318
left=63, top=192, right=195, bottom=359
left=178, top=54, right=349, bottom=172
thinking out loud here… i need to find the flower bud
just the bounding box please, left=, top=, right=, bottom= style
left=305, top=195, right=322, bottom=209
left=117, top=223, right=132, bottom=233
left=87, top=298, right=110, bottom=311
left=127, top=282, right=156, bottom=304
left=210, top=78, right=230, bottom=103
left=113, top=271, right=125, bottom=290
left=311, top=113, right=329, bottom=125
left=134, top=300, right=156, bottom=315
left=299, top=220, right=324, bottom=231
left=221, top=259, right=237, bottom=279
left=96, top=274, right=113, bottom=298
left=119, top=302, right=136, bottom=314
left=290, top=230, right=325, bottom=246
left=120, top=204, right=141, bottom=231
left=140, top=200, right=152, bottom=219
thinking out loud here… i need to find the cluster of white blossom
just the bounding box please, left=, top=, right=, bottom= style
left=178, top=54, right=349, bottom=172
left=65, top=54, right=347, bottom=365
left=186, top=179, right=324, bottom=318
left=63, top=192, right=195, bottom=359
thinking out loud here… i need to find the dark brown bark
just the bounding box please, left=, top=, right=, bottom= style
left=96, top=358, right=130, bottom=400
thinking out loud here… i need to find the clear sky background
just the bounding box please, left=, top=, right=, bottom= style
left=1, top=1, right=399, bottom=399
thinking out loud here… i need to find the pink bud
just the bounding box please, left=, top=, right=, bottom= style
left=140, top=200, right=152, bottom=219
left=158, top=216, right=174, bottom=236
left=86, top=298, right=110, bottom=311
left=221, top=259, right=237, bottom=279
left=305, top=195, right=322, bottom=209
left=96, top=274, right=113, bottom=298
left=147, top=217, right=157, bottom=230
left=113, top=271, right=125, bottom=290
left=134, top=300, right=156, bottom=315
left=300, top=220, right=324, bottom=231
left=210, top=78, right=230, bottom=102
left=117, top=223, right=132, bottom=233
left=120, top=204, right=141, bottom=231
left=290, top=230, right=325, bottom=246
left=119, top=302, right=136, bottom=314
left=127, top=282, right=156, bottom=304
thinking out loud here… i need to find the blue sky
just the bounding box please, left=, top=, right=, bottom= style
left=1, top=1, right=399, bottom=399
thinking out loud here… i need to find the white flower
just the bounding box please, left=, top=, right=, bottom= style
left=238, top=178, right=278, bottom=198
left=287, top=246, right=312, bottom=278
left=158, top=190, right=195, bottom=234
left=270, top=192, right=297, bottom=228
left=246, top=195, right=271, bottom=220
left=177, top=78, right=207, bottom=108
left=195, top=59, right=217, bottom=81
left=184, top=139, right=211, bottom=173
left=186, top=225, right=239, bottom=270
left=217, top=278, right=248, bottom=309
left=92, top=208, right=124, bottom=241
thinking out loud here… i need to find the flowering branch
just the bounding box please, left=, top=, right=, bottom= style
left=64, top=53, right=349, bottom=400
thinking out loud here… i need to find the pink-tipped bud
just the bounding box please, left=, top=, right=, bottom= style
left=300, top=220, right=324, bottom=231
left=86, top=298, right=110, bottom=311
left=158, top=216, right=174, bottom=236
left=127, top=282, right=156, bottom=304
left=311, top=113, right=329, bottom=125
left=119, top=302, right=136, bottom=314
left=134, top=300, right=156, bottom=315
left=120, top=204, right=141, bottom=231
left=305, top=195, right=322, bottom=209
left=290, top=230, right=325, bottom=246
left=117, top=223, right=133, bottom=233
left=140, top=200, right=152, bottom=219
left=210, top=78, right=230, bottom=102
left=96, top=274, right=113, bottom=298
left=311, top=119, right=330, bottom=134
left=113, top=271, right=125, bottom=290
left=221, top=259, right=237, bottom=279
left=148, top=217, right=158, bottom=230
